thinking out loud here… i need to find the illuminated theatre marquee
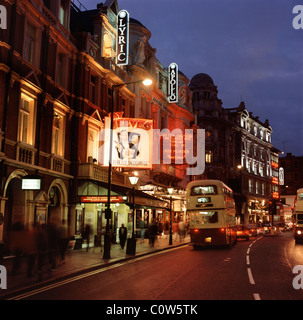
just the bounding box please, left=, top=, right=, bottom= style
left=168, top=63, right=178, bottom=103
left=116, top=10, right=129, bottom=66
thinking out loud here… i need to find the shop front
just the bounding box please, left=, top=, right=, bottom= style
left=75, top=180, right=168, bottom=249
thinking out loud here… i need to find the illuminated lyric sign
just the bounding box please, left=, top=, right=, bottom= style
left=116, top=10, right=129, bottom=66
left=168, top=63, right=178, bottom=103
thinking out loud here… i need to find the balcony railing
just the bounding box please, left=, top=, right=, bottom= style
left=78, top=162, right=131, bottom=186
left=16, top=143, right=36, bottom=165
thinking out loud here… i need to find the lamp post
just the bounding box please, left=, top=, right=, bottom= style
left=126, top=173, right=139, bottom=255
left=103, top=78, right=152, bottom=260
left=167, top=187, right=174, bottom=245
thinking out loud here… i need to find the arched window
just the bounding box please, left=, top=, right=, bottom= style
left=103, top=33, right=112, bottom=58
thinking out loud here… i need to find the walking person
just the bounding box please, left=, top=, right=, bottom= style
left=172, top=220, right=179, bottom=242
left=83, top=223, right=92, bottom=251
left=138, top=220, right=145, bottom=243
left=119, top=224, right=127, bottom=249
left=57, top=219, right=68, bottom=265
left=178, top=219, right=186, bottom=242
left=148, top=219, right=158, bottom=247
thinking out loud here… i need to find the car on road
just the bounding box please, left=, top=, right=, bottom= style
left=261, top=222, right=272, bottom=234
left=236, top=225, right=250, bottom=241
left=246, top=224, right=258, bottom=237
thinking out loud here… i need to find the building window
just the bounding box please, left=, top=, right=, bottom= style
left=52, top=111, right=65, bottom=156
left=59, top=0, right=69, bottom=28
left=87, top=127, right=99, bottom=162
left=248, top=179, right=253, bottom=193
left=24, top=23, right=36, bottom=65
left=56, top=53, right=65, bottom=87
left=90, top=75, right=97, bottom=105
left=256, top=181, right=259, bottom=194
left=18, top=92, right=36, bottom=145
left=103, top=33, right=112, bottom=58
left=206, top=150, right=213, bottom=163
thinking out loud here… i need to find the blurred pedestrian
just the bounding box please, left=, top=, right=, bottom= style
left=138, top=220, right=145, bottom=243
left=164, top=221, right=170, bottom=239
left=36, top=224, right=49, bottom=282
left=47, top=222, right=59, bottom=269
left=9, top=222, right=25, bottom=275
left=83, top=223, right=92, bottom=251
left=24, top=224, right=38, bottom=277
left=178, top=220, right=186, bottom=242
left=57, top=219, right=68, bottom=265
left=119, top=224, right=127, bottom=249
left=148, top=220, right=158, bottom=247
left=172, top=220, right=179, bottom=241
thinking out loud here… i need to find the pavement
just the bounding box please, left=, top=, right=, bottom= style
left=0, top=235, right=190, bottom=299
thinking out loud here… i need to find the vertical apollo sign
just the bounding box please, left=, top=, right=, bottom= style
left=116, top=10, right=129, bottom=66
left=168, top=63, right=178, bottom=103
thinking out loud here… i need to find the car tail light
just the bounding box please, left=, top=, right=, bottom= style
left=194, top=228, right=199, bottom=233
left=220, top=228, right=225, bottom=232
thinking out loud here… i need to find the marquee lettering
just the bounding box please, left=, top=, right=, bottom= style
left=116, top=10, right=129, bottom=65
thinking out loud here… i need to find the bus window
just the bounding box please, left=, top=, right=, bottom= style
left=191, top=211, right=218, bottom=224
left=297, top=213, right=303, bottom=224
left=191, top=185, right=217, bottom=196
left=299, top=193, right=303, bottom=201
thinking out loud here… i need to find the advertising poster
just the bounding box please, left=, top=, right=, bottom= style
left=102, top=117, right=153, bottom=169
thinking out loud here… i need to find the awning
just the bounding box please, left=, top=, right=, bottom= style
left=78, top=179, right=168, bottom=209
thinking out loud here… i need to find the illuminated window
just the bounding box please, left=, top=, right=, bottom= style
left=87, top=126, right=99, bottom=162
left=248, top=179, right=253, bottom=193
left=205, top=150, right=213, bottom=163
left=52, top=111, right=65, bottom=156
left=18, top=92, right=36, bottom=145
left=59, top=0, right=69, bottom=28
left=103, top=33, right=112, bottom=58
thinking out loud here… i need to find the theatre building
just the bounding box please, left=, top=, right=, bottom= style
left=0, top=0, right=194, bottom=253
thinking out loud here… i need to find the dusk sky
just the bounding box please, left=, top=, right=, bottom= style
left=83, top=0, right=303, bottom=156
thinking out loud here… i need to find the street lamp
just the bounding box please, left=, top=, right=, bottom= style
left=103, top=78, right=152, bottom=260
left=167, top=187, right=174, bottom=245
left=126, top=172, right=139, bottom=255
